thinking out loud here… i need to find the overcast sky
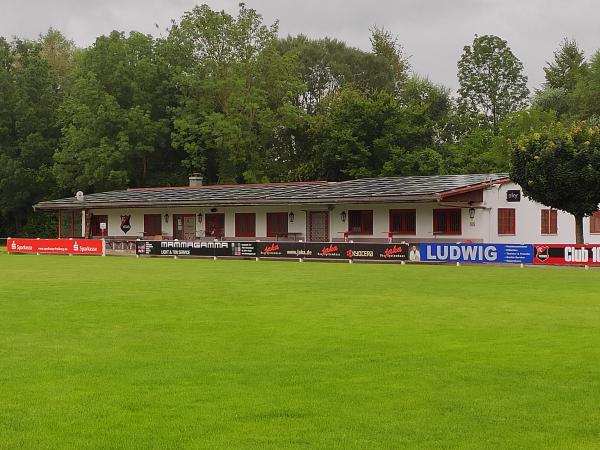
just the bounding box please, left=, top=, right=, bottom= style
left=1, top=0, right=599, bottom=91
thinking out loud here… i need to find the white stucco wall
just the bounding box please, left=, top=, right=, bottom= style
left=89, top=181, right=600, bottom=244
left=484, top=182, right=600, bottom=244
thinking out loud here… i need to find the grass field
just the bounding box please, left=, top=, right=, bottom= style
left=1, top=254, right=600, bottom=449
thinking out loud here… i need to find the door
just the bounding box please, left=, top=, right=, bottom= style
left=90, top=215, right=108, bottom=237
left=205, top=213, right=225, bottom=238
left=174, top=214, right=196, bottom=240
left=308, top=211, right=329, bottom=241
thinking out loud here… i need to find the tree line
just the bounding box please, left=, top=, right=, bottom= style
left=1, top=3, right=600, bottom=237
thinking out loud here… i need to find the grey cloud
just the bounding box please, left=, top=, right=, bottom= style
left=1, top=0, right=598, bottom=91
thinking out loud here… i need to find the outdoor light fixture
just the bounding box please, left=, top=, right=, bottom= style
left=469, top=207, right=476, bottom=219
left=164, top=213, right=169, bottom=223
left=289, top=211, right=295, bottom=223
left=340, top=211, right=347, bottom=222
left=197, top=213, right=203, bottom=224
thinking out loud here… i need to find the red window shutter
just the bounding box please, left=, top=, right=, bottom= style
left=541, top=209, right=557, bottom=234
left=144, top=214, right=162, bottom=236
left=591, top=211, right=600, bottom=234
left=498, top=208, right=515, bottom=235
left=267, top=212, right=288, bottom=237
left=433, top=209, right=461, bottom=235
left=348, top=210, right=373, bottom=234
left=235, top=213, right=256, bottom=237
left=389, top=209, right=416, bottom=234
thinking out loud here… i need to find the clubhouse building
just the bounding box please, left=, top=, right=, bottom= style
left=34, top=173, right=600, bottom=245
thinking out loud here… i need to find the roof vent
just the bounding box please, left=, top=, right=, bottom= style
left=76, top=191, right=84, bottom=201
left=189, top=173, right=203, bottom=187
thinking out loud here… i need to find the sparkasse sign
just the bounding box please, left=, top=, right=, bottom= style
left=7, top=238, right=104, bottom=255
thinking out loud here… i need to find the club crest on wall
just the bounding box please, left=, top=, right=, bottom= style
left=120, top=214, right=131, bottom=233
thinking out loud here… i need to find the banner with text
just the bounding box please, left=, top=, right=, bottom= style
left=419, top=243, right=534, bottom=264
left=533, top=244, right=600, bottom=266
left=7, top=238, right=104, bottom=255
left=136, top=240, right=257, bottom=257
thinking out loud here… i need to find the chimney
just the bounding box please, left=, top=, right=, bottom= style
left=189, top=173, right=203, bottom=187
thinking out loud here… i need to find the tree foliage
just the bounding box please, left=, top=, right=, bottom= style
left=511, top=121, right=600, bottom=243
left=3, top=5, right=600, bottom=240
left=457, top=35, right=529, bottom=133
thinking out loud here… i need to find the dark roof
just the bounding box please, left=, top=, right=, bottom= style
left=34, top=173, right=509, bottom=210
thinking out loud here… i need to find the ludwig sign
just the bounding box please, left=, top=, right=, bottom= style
left=7, top=238, right=104, bottom=255
left=420, top=243, right=534, bottom=264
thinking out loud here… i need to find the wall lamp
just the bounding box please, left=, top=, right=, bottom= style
left=289, top=211, right=295, bottom=223
left=164, top=213, right=169, bottom=223
left=198, top=212, right=203, bottom=224
left=340, top=211, right=347, bottom=222
left=469, top=207, right=476, bottom=219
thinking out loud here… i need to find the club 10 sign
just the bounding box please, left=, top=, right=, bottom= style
left=534, top=244, right=600, bottom=265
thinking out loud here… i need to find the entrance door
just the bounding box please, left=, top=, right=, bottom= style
left=90, top=214, right=108, bottom=237
left=204, top=213, right=225, bottom=238
left=308, top=211, right=329, bottom=241
left=174, top=214, right=196, bottom=240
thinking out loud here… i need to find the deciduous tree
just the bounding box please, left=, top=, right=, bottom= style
left=511, top=121, right=600, bottom=243
left=457, top=35, right=529, bottom=133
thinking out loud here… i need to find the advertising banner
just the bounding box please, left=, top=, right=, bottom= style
left=302, top=242, right=353, bottom=259
left=257, top=242, right=306, bottom=258
left=348, top=243, right=411, bottom=261
left=136, top=240, right=257, bottom=257
left=7, top=238, right=104, bottom=255
left=419, top=243, right=534, bottom=264
left=533, top=244, right=600, bottom=266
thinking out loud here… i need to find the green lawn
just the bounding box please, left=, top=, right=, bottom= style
left=1, top=255, right=599, bottom=449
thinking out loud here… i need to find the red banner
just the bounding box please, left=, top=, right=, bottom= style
left=7, top=238, right=104, bottom=255
left=533, top=244, right=600, bottom=265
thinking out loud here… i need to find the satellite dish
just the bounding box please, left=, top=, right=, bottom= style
left=76, top=191, right=84, bottom=202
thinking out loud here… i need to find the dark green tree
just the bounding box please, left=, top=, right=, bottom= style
left=168, top=3, right=305, bottom=183
left=544, top=38, right=587, bottom=91
left=370, top=26, right=410, bottom=91
left=571, top=50, right=600, bottom=119
left=457, top=35, right=529, bottom=133
left=0, top=38, right=61, bottom=235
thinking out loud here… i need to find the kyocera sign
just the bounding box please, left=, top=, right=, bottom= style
left=421, top=243, right=534, bottom=264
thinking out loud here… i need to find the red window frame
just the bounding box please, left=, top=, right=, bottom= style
left=90, top=214, right=108, bottom=237
left=590, top=211, right=600, bottom=234
left=143, top=214, right=162, bottom=236
left=235, top=213, right=256, bottom=237
left=497, top=208, right=516, bottom=235
left=348, top=210, right=373, bottom=235
left=266, top=212, right=288, bottom=238
left=389, top=209, right=416, bottom=235
left=433, top=209, right=461, bottom=235
left=541, top=209, right=558, bottom=235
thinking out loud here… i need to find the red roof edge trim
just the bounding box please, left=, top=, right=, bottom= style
left=438, top=177, right=511, bottom=199
left=127, top=180, right=329, bottom=191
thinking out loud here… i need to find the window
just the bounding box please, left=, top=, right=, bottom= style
left=541, top=209, right=558, bottom=234
left=348, top=210, right=373, bottom=234
left=205, top=213, right=225, bottom=238
left=267, top=212, right=288, bottom=237
left=143, top=214, right=162, bottom=236
left=389, top=209, right=416, bottom=235
left=433, top=209, right=461, bottom=235
left=498, top=208, right=516, bottom=235
left=90, top=215, right=108, bottom=237
left=235, top=213, right=256, bottom=237
left=591, top=211, right=600, bottom=234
